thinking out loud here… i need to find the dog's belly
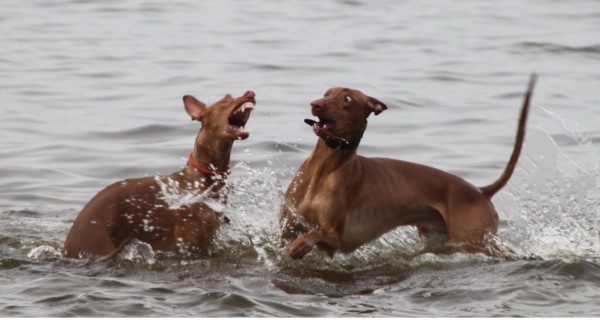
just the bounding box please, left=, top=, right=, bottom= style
left=340, top=203, right=446, bottom=252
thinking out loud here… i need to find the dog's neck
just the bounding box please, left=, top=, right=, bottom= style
left=308, top=139, right=358, bottom=170
left=186, top=131, right=233, bottom=181
left=187, top=152, right=230, bottom=176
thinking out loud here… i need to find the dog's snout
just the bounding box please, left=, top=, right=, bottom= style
left=311, top=99, right=326, bottom=109
left=243, top=91, right=255, bottom=99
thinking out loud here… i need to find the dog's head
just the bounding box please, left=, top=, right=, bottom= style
left=309, top=87, right=387, bottom=143
left=183, top=90, right=255, bottom=140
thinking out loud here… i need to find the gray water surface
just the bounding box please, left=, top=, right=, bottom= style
left=1, top=0, right=600, bottom=316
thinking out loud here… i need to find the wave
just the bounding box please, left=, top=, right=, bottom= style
left=517, top=41, right=600, bottom=57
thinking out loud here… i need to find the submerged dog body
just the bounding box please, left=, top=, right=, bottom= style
left=63, top=91, right=255, bottom=259
left=281, top=76, right=536, bottom=259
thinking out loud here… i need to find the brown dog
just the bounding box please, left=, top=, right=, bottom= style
left=63, top=91, right=256, bottom=259
left=280, top=75, right=537, bottom=259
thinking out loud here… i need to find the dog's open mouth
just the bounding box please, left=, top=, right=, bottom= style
left=228, top=101, right=254, bottom=139
left=306, top=117, right=335, bottom=136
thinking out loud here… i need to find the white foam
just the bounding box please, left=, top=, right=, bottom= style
left=27, top=245, right=62, bottom=260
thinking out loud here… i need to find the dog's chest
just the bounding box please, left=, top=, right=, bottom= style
left=295, top=178, right=350, bottom=225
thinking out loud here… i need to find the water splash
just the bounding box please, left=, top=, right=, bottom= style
left=213, top=161, right=283, bottom=268
left=153, top=174, right=227, bottom=212
left=496, top=107, right=600, bottom=259
left=114, top=239, right=156, bottom=264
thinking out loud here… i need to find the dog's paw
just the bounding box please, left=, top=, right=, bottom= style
left=287, top=239, right=313, bottom=259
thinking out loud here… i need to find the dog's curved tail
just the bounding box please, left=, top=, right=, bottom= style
left=480, top=74, right=537, bottom=199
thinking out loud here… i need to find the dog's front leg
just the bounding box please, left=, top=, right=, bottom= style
left=287, top=224, right=341, bottom=259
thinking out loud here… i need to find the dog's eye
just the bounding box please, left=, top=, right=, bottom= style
left=344, top=96, right=353, bottom=103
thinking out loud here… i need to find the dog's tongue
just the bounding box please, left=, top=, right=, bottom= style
left=304, top=118, right=317, bottom=126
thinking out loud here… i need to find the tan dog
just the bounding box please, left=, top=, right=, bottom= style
left=280, top=76, right=536, bottom=259
left=63, top=91, right=256, bottom=259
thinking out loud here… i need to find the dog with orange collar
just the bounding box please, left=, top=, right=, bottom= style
left=63, top=91, right=255, bottom=259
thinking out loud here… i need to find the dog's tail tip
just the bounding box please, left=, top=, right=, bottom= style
left=528, top=72, right=538, bottom=90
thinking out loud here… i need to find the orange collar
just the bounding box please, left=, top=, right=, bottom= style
left=188, top=152, right=231, bottom=176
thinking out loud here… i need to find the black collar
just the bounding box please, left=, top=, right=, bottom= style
left=323, top=135, right=360, bottom=150
left=304, top=119, right=360, bottom=151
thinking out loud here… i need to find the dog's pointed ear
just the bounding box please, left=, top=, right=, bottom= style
left=183, top=95, right=207, bottom=121
left=367, top=96, right=388, bottom=115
